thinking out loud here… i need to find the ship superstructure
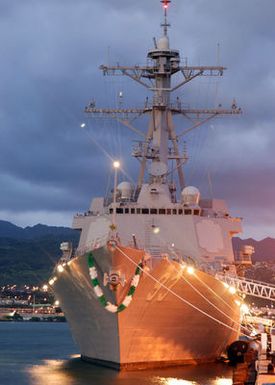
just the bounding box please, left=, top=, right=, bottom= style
left=75, top=0, right=242, bottom=268
left=51, top=1, right=247, bottom=369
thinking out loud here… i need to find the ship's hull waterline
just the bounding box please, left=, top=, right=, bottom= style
left=53, top=244, right=241, bottom=370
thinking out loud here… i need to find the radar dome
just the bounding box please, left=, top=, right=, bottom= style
left=117, top=182, right=133, bottom=200
left=181, top=186, right=200, bottom=206
left=157, top=36, right=169, bottom=50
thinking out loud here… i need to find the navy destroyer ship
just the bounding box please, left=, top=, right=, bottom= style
left=50, top=0, right=249, bottom=370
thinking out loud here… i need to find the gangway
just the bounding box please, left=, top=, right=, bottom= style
left=215, top=273, right=275, bottom=301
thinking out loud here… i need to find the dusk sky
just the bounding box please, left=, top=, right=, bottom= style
left=1, top=0, right=275, bottom=240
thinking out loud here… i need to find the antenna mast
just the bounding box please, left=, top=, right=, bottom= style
left=85, top=0, right=241, bottom=194
left=161, top=0, right=171, bottom=36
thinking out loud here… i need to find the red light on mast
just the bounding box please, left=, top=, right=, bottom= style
left=161, top=0, right=171, bottom=10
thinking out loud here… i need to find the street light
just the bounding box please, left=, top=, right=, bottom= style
left=112, top=160, right=120, bottom=228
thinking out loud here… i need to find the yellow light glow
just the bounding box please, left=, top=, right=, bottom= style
left=70, top=354, right=80, bottom=359
left=153, top=226, right=160, bottom=234
left=157, top=378, right=196, bottom=385
left=49, top=276, right=57, bottom=286
left=54, top=300, right=60, bottom=306
left=234, top=299, right=241, bottom=306
left=57, top=265, right=64, bottom=273
left=215, top=379, right=232, bottom=385
left=187, top=266, right=195, bottom=275
left=113, top=160, right=120, bottom=169
left=228, top=286, right=236, bottom=294
left=223, top=282, right=229, bottom=289
left=42, top=284, right=48, bottom=291
left=27, top=359, right=74, bottom=385
left=240, top=303, right=250, bottom=314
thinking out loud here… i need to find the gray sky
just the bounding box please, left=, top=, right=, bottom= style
left=1, top=0, right=275, bottom=240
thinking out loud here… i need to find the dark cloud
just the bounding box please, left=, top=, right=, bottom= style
left=0, top=0, right=275, bottom=239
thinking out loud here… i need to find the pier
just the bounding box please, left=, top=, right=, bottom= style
left=232, top=330, right=275, bottom=385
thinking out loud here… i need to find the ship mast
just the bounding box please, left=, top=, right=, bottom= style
left=85, top=0, right=241, bottom=195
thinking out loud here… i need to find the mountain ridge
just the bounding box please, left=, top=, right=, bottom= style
left=0, top=220, right=274, bottom=285
left=0, top=220, right=77, bottom=240
left=0, top=220, right=80, bottom=285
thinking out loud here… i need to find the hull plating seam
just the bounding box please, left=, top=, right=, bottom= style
left=81, top=355, right=218, bottom=371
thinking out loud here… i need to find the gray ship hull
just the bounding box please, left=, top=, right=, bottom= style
left=53, top=244, right=241, bottom=370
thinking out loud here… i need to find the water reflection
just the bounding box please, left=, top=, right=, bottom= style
left=215, top=380, right=232, bottom=385
left=28, top=360, right=74, bottom=385
left=157, top=378, right=198, bottom=385
left=27, top=356, right=232, bottom=385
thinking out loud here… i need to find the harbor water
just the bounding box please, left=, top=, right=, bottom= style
left=0, top=322, right=233, bottom=385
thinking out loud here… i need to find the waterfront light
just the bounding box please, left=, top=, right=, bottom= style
left=57, top=265, right=64, bottom=273
left=160, top=378, right=194, bottom=385
left=187, top=266, right=195, bottom=275
left=215, top=379, right=232, bottom=385
left=49, top=276, right=57, bottom=286
left=54, top=300, right=60, bottom=306
left=42, top=284, right=48, bottom=292
left=250, top=328, right=258, bottom=337
left=240, top=303, right=250, bottom=314
left=228, top=286, right=236, bottom=294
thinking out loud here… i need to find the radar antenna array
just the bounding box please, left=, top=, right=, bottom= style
left=85, top=0, right=242, bottom=190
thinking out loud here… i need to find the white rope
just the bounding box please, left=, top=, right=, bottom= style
left=195, top=270, right=235, bottom=311
left=168, top=260, right=239, bottom=324
left=156, top=236, right=255, bottom=334
left=154, top=232, right=235, bottom=314
left=166, top=259, right=252, bottom=335
left=149, top=232, right=255, bottom=335
left=191, top=266, right=256, bottom=334
left=116, top=245, right=240, bottom=334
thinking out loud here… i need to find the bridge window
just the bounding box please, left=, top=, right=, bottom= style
left=194, top=209, right=200, bottom=216
left=116, top=208, right=123, bottom=214
left=159, top=209, right=165, bottom=214
left=142, top=208, right=149, bottom=214
left=150, top=208, right=157, bottom=214
left=178, top=209, right=183, bottom=215
left=184, top=209, right=192, bottom=215
left=137, top=208, right=141, bottom=214
left=125, top=208, right=129, bottom=214
left=109, top=208, right=113, bottom=214
left=173, top=209, right=177, bottom=215
left=131, top=208, right=135, bottom=214
left=167, top=209, right=171, bottom=215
